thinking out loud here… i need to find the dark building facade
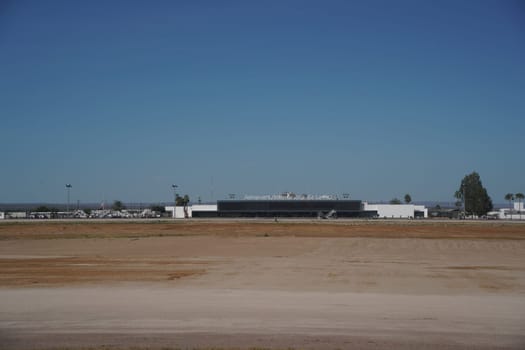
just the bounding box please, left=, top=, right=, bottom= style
left=217, top=200, right=376, bottom=218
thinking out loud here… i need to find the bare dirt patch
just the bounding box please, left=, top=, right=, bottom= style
left=1, top=220, right=524, bottom=349
left=0, top=223, right=523, bottom=293
left=0, top=256, right=206, bottom=287
left=1, top=220, right=525, bottom=240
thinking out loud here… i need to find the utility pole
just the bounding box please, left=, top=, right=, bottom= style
left=66, top=184, right=72, bottom=213
left=463, top=187, right=467, bottom=219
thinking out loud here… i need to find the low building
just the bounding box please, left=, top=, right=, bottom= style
left=217, top=199, right=373, bottom=218
left=165, top=197, right=428, bottom=219
left=0, top=212, right=4, bottom=220
left=165, top=204, right=218, bottom=218
left=191, top=204, right=219, bottom=218
left=363, top=203, right=428, bottom=219
left=6, top=212, right=27, bottom=219
left=494, top=202, right=525, bottom=220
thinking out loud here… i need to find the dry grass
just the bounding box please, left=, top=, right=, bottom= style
left=0, top=257, right=206, bottom=287
left=1, top=220, right=525, bottom=240
left=1, top=220, right=524, bottom=290
left=35, top=348, right=297, bottom=350
left=29, top=348, right=298, bottom=350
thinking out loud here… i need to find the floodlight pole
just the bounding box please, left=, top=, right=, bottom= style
left=66, top=184, right=72, bottom=213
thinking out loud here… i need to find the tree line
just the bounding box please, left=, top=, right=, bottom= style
left=455, top=171, right=522, bottom=217
left=389, top=171, right=520, bottom=218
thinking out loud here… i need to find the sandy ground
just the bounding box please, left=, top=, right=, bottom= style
left=0, top=220, right=524, bottom=349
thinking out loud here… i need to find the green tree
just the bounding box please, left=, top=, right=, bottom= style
left=390, top=198, right=401, bottom=205
left=404, top=194, right=412, bottom=204
left=175, top=195, right=190, bottom=206
left=35, top=206, right=51, bottom=212
left=455, top=172, right=493, bottom=217
left=504, top=193, right=514, bottom=211
left=112, top=200, right=125, bottom=211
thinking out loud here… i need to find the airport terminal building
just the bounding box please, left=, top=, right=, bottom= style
left=216, top=199, right=375, bottom=218
left=166, top=194, right=428, bottom=219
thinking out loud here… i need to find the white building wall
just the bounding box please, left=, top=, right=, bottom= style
left=165, top=206, right=187, bottom=218
left=0, top=212, right=4, bottom=220
left=165, top=204, right=218, bottom=218
left=7, top=212, right=27, bottom=219
left=165, top=206, right=191, bottom=219
left=497, top=202, right=525, bottom=220
left=191, top=204, right=218, bottom=212
left=364, top=203, right=422, bottom=218
left=175, top=206, right=190, bottom=218
left=497, top=210, right=525, bottom=220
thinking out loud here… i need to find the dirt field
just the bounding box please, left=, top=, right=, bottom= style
left=1, top=219, right=525, bottom=240
left=1, top=220, right=524, bottom=349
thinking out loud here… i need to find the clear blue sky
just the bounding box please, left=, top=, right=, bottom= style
left=1, top=0, right=524, bottom=204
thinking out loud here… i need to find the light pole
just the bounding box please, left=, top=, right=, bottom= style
left=66, top=184, right=72, bottom=213
left=463, top=187, right=467, bottom=219
left=172, top=184, right=179, bottom=219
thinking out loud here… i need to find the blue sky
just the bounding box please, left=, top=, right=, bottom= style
left=1, top=0, right=524, bottom=204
